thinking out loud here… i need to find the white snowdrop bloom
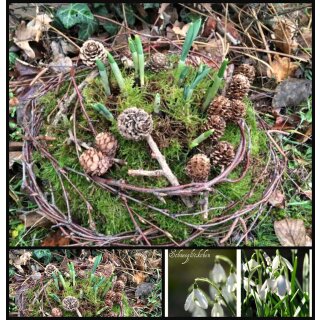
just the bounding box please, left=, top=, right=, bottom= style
left=276, top=275, right=291, bottom=298
left=226, top=273, right=237, bottom=292
left=263, top=252, right=272, bottom=266
left=209, top=285, right=218, bottom=300
left=243, top=277, right=255, bottom=293
left=222, top=285, right=235, bottom=304
left=194, top=288, right=208, bottom=309
left=210, top=263, right=227, bottom=283
left=211, top=303, right=224, bottom=317
left=272, top=255, right=280, bottom=272
left=192, top=306, right=207, bottom=317
left=184, top=291, right=196, bottom=311
left=266, top=278, right=277, bottom=292
left=281, top=257, right=293, bottom=272
left=256, top=280, right=268, bottom=302
left=243, top=259, right=258, bottom=272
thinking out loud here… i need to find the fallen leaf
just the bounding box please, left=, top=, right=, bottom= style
left=303, top=190, right=312, bottom=200
left=9, top=250, right=32, bottom=273
left=274, top=219, right=312, bottom=246
left=273, top=18, right=298, bottom=54
left=133, top=272, right=148, bottom=284
left=49, top=54, right=73, bottom=74
left=267, top=55, right=298, bottom=82
left=268, top=190, right=285, bottom=208
left=14, top=60, right=41, bottom=77
left=158, top=3, right=170, bottom=15
left=202, top=16, right=217, bottom=37
left=13, top=14, right=52, bottom=59
left=19, top=211, right=52, bottom=228
left=9, top=96, right=19, bottom=107
left=172, top=22, right=191, bottom=37
left=272, top=78, right=312, bottom=108
left=41, top=230, right=70, bottom=246
left=9, top=151, right=23, bottom=168
left=148, top=258, right=162, bottom=269
left=271, top=114, right=300, bottom=131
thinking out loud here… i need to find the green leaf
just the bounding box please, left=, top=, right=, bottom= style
left=144, top=3, right=160, bottom=9
left=56, top=3, right=95, bottom=29
left=102, top=23, right=119, bottom=35
left=33, top=249, right=52, bottom=264
left=9, top=52, right=18, bottom=66
left=290, top=256, right=298, bottom=294
left=189, top=129, right=214, bottom=149
left=78, top=18, right=99, bottom=40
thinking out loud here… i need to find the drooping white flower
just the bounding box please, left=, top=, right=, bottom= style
left=272, top=256, right=280, bottom=272
left=226, top=273, right=237, bottom=292
left=276, top=275, right=291, bottom=298
left=222, top=285, right=236, bottom=304
left=192, top=305, right=207, bottom=317
left=243, top=277, right=256, bottom=293
left=281, top=257, right=293, bottom=272
left=243, top=259, right=259, bottom=272
left=256, top=280, right=268, bottom=302
left=209, top=285, right=218, bottom=300
left=194, top=288, right=208, bottom=309
left=184, top=291, right=195, bottom=311
left=263, top=252, right=272, bottom=266
left=266, top=278, right=277, bottom=292
left=211, top=303, right=224, bottom=317
left=210, top=263, right=227, bottom=283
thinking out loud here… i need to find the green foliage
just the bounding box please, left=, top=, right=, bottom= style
left=33, top=249, right=52, bottom=264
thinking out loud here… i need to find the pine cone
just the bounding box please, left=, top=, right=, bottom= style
left=77, top=270, right=86, bottom=279
left=118, top=274, right=128, bottom=284
left=234, top=64, right=255, bottom=83
left=79, top=40, right=106, bottom=67
left=203, top=115, right=226, bottom=143
left=114, top=280, right=125, bottom=292
left=95, top=132, right=118, bottom=157
left=62, top=296, right=79, bottom=312
left=45, top=264, right=58, bottom=277
left=105, top=299, right=113, bottom=310
left=226, top=74, right=250, bottom=100
left=210, top=141, right=235, bottom=167
left=105, top=290, right=116, bottom=302
left=117, top=107, right=153, bottom=141
left=134, top=252, right=147, bottom=271
left=229, top=99, right=246, bottom=121
left=51, top=308, right=62, bottom=317
left=98, top=263, right=114, bottom=278
left=79, top=148, right=113, bottom=176
left=148, top=52, right=169, bottom=72
left=207, top=96, right=231, bottom=119
left=186, top=154, right=211, bottom=182
left=113, top=292, right=123, bottom=304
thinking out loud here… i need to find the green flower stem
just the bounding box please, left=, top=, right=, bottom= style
left=58, top=271, right=67, bottom=289
left=106, top=51, right=125, bottom=91
left=134, top=35, right=144, bottom=86
left=128, top=38, right=139, bottom=77
left=189, top=129, right=214, bottom=149
left=202, top=59, right=228, bottom=111
left=194, top=277, right=236, bottom=316
left=215, top=255, right=235, bottom=269
left=92, top=103, right=115, bottom=123
left=95, top=59, right=111, bottom=96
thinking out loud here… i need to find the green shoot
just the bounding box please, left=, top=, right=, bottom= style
left=95, top=58, right=111, bottom=96
left=68, top=262, right=76, bottom=287
left=92, top=103, right=115, bottom=123
left=176, top=19, right=202, bottom=81
left=134, top=35, right=145, bottom=86
left=52, top=273, right=59, bottom=290
left=202, top=59, right=228, bottom=111
left=58, top=271, right=67, bottom=290
left=106, top=51, right=125, bottom=91
left=153, top=93, right=161, bottom=114
left=128, top=38, right=139, bottom=78
left=48, top=293, right=61, bottom=303
left=189, top=129, right=214, bottom=149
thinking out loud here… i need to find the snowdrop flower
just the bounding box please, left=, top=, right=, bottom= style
left=276, top=275, right=291, bottom=298
left=192, top=306, right=207, bottom=317
left=243, top=259, right=258, bottom=272
left=226, top=273, right=237, bottom=292
left=210, top=263, right=227, bottom=283
left=184, top=291, right=196, bottom=312
left=263, top=252, right=271, bottom=266
left=256, top=280, right=268, bottom=302
left=194, top=288, right=208, bottom=309
left=272, top=255, right=280, bottom=272
left=211, top=302, right=224, bottom=317
left=281, top=257, right=293, bottom=271
left=243, top=277, right=255, bottom=293
left=266, top=278, right=277, bottom=293
left=222, top=285, right=235, bottom=304
left=209, top=285, right=218, bottom=300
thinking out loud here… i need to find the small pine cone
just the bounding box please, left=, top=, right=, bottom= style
left=44, top=264, right=58, bottom=277
left=226, top=74, right=250, bottom=100
left=134, top=252, right=147, bottom=271
left=113, top=292, right=123, bottom=304
left=79, top=148, right=113, bottom=176
left=186, top=154, right=211, bottom=182
left=51, top=308, right=62, bottom=317
left=99, top=263, right=115, bottom=278
left=105, top=311, right=117, bottom=317
left=203, top=115, right=226, bottom=143
left=79, top=40, right=106, bottom=67
left=230, top=99, right=246, bottom=121
left=210, top=141, right=235, bottom=167
left=118, top=274, right=128, bottom=284
left=148, top=52, right=169, bottom=72
left=234, top=64, right=255, bottom=83
left=95, top=132, right=118, bottom=157
left=117, top=107, right=153, bottom=141
left=105, top=299, right=114, bottom=310
left=77, top=270, right=86, bottom=279
left=113, top=280, right=125, bottom=292
left=105, top=290, right=116, bottom=302
left=207, top=96, right=231, bottom=119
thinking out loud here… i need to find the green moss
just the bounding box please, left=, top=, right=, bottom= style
left=33, top=62, right=273, bottom=246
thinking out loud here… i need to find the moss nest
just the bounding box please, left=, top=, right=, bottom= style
left=30, top=60, right=272, bottom=246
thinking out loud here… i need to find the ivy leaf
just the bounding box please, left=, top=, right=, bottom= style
left=33, top=249, right=52, bottom=264
left=144, top=3, right=160, bottom=10
left=56, top=3, right=95, bottom=29
left=78, top=18, right=99, bottom=40
left=102, top=23, right=119, bottom=36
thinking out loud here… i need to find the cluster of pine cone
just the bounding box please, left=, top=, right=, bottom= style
left=186, top=64, right=255, bottom=182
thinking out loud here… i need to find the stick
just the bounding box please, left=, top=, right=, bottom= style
left=146, top=134, right=193, bottom=207
left=128, top=169, right=165, bottom=177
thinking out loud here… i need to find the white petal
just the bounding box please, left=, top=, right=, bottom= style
left=209, top=285, right=217, bottom=300
left=226, top=273, right=237, bottom=292
left=272, top=256, right=280, bottom=271
left=211, top=263, right=227, bottom=283
left=222, top=285, right=235, bottom=304
left=194, top=289, right=208, bottom=309
left=192, top=306, right=207, bottom=317
left=211, top=303, right=224, bottom=317
left=266, top=278, right=277, bottom=292
left=257, top=281, right=268, bottom=302
left=281, top=257, right=293, bottom=272
left=263, top=252, right=272, bottom=266
left=184, top=291, right=194, bottom=311
left=243, top=277, right=256, bottom=292
left=276, top=275, right=288, bottom=298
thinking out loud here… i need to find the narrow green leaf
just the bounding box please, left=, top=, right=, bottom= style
left=92, top=103, right=114, bottom=122
left=189, top=130, right=214, bottom=149
left=290, top=256, right=298, bottom=295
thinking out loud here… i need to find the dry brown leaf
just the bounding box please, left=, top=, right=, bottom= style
left=267, top=55, right=298, bottom=82
left=268, top=190, right=285, bottom=208
left=9, top=96, right=19, bottom=107
left=49, top=54, right=73, bottom=74
left=41, top=230, right=70, bottom=246
left=202, top=16, right=217, bottom=37
left=13, top=14, right=52, bottom=59
left=19, top=211, right=52, bottom=228
left=9, top=250, right=32, bottom=273
left=303, top=190, right=312, bottom=200
left=172, top=22, right=191, bottom=37
left=132, top=272, right=147, bottom=284
left=158, top=3, right=170, bottom=15
left=148, top=258, right=162, bottom=269
left=9, top=151, right=23, bottom=168
left=273, top=18, right=298, bottom=54
left=274, top=219, right=312, bottom=246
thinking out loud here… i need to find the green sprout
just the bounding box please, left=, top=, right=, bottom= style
left=153, top=93, right=161, bottom=114
left=134, top=35, right=145, bottom=86
left=128, top=37, right=139, bottom=78
left=58, top=271, right=67, bottom=290
left=95, top=58, right=111, bottom=96
left=92, top=103, right=115, bottom=123
left=189, top=129, right=214, bottom=149
left=68, top=262, right=76, bottom=287
left=106, top=51, right=125, bottom=91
